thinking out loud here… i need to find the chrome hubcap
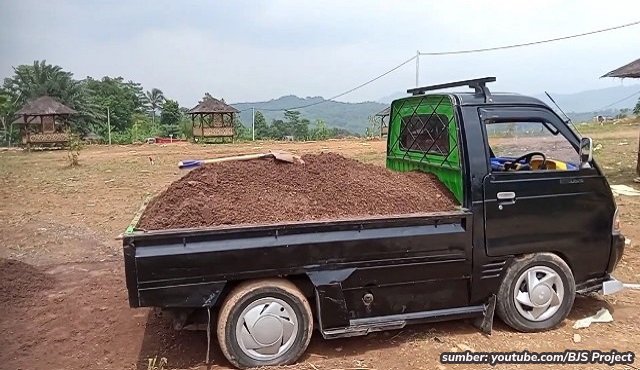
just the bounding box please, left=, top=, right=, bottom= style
left=235, top=297, right=298, bottom=360
left=513, top=266, right=564, bottom=322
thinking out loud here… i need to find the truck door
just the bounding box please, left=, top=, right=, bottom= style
left=480, top=107, right=613, bottom=282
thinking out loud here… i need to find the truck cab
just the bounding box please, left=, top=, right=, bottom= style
left=122, top=77, right=625, bottom=369
left=386, top=77, right=625, bottom=306
left=387, top=77, right=624, bottom=297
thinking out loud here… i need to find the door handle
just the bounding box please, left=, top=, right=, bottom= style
left=497, top=192, right=516, bottom=210
left=497, top=191, right=516, bottom=200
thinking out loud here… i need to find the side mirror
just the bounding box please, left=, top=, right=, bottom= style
left=579, top=137, right=593, bottom=165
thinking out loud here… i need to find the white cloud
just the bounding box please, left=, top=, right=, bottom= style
left=1, top=0, right=639, bottom=105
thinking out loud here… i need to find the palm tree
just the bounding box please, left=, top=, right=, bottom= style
left=144, top=88, right=165, bottom=128
left=2, top=60, right=102, bottom=137
left=4, top=60, right=73, bottom=104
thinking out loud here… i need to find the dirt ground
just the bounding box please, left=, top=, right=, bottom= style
left=1, top=125, right=639, bottom=370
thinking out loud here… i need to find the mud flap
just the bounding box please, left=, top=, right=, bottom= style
left=474, top=294, right=496, bottom=335
left=307, top=269, right=355, bottom=331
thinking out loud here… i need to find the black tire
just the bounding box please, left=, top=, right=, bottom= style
left=496, top=253, right=575, bottom=332
left=216, top=279, right=313, bottom=369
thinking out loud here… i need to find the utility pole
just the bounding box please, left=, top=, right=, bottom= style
left=415, top=50, right=420, bottom=87
left=252, top=107, right=255, bottom=141
left=107, top=106, right=112, bottom=145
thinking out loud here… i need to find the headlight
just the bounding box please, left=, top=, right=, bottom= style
left=612, top=208, right=620, bottom=233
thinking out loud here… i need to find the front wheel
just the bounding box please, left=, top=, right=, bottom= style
left=496, top=253, right=576, bottom=332
left=216, top=279, right=313, bottom=369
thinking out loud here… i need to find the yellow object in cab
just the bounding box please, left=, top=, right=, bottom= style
left=531, top=159, right=568, bottom=171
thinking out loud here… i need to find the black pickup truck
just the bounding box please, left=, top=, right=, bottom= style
left=123, top=78, right=625, bottom=368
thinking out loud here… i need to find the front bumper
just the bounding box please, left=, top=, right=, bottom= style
left=599, top=276, right=624, bottom=295
left=576, top=274, right=624, bottom=295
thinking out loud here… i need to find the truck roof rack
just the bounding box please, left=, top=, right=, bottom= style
left=407, top=77, right=496, bottom=103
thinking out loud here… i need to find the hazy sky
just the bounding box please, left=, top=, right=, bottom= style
left=1, top=1, right=639, bottom=106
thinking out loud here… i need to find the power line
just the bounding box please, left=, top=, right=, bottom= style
left=257, top=55, right=417, bottom=112
left=596, top=89, right=640, bottom=111
left=419, top=20, right=640, bottom=56
left=240, top=20, right=640, bottom=113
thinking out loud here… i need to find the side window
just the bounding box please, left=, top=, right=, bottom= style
left=400, top=114, right=450, bottom=155
left=487, top=121, right=579, bottom=171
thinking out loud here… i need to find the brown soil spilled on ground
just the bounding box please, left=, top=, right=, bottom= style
left=0, top=258, right=54, bottom=302
left=138, top=152, right=456, bottom=230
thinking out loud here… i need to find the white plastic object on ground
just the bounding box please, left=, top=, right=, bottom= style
left=610, top=184, right=640, bottom=196
left=573, top=308, right=614, bottom=329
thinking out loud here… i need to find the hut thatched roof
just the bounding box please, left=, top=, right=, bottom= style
left=15, top=96, right=77, bottom=116
left=375, top=106, right=391, bottom=117
left=601, top=58, right=640, bottom=79
left=188, top=93, right=239, bottom=114
left=12, top=116, right=42, bottom=125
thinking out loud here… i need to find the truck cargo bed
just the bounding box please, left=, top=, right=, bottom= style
left=123, top=210, right=472, bottom=309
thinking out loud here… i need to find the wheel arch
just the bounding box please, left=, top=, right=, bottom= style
left=215, top=275, right=315, bottom=306
left=508, top=251, right=574, bottom=274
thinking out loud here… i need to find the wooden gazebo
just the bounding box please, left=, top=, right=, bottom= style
left=188, top=93, right=239, bottom=143
left=602, top=58, right=640, bottom=179
left=374, top=106, right=391, bottom=137
left=14, top=96, right=77, bottom=146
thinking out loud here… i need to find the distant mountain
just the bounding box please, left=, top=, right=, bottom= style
left=535, top=85, right=640, bottom=116
left=377, top=91, right=407, bottom=104
left=231, top=95, right=387, bottom=134
left=231, top=85, right=639, bottom=134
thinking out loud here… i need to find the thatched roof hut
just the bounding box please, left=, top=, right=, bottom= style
left=188, top=93, right=239, bottom=114
left=601, top=58, right=640, bottom=79
left=188, top=93, right=238, bottom=142
left=14, top=96, right=76, bottom=146
left=16, top=96, right=77, bottom=116
left=374, top=106, right=391, bottom=117
left=373, top=106, right=391, bottom=138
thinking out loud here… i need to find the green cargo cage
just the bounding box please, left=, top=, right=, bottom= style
left=386, top=94, right=463, bottom=203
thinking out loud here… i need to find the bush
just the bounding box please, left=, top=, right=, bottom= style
left=180, top=117, right=193, bottom=139
left=67, top=132, right=83, bottom=166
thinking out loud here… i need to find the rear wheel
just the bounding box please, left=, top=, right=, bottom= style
left=217, top=279, right=313, bottom=369
left=496, top=253, right=575, bottom=332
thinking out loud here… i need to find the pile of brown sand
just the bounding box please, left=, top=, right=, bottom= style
left=137, top=152, right=457, bottom=230
left=0, top=259, right=54, bottom=302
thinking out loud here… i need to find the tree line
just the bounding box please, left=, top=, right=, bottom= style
left=251, top=110, right=354, bottom=141
left=0, top=60, right=357, bottom=145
